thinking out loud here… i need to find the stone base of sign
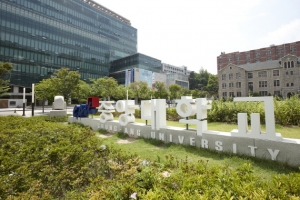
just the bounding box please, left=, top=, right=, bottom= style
left=68, top=116, right=300, bottom=167
left=50, top=110, right=67, bottom=117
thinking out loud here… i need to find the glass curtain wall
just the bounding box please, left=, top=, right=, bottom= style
left=0, top=0, right=137, bottom=87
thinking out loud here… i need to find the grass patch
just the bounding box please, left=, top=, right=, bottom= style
left=101, top=131, right=299, bottom=181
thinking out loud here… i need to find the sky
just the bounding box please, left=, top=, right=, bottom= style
left=95, top=0, right=300, bottom=75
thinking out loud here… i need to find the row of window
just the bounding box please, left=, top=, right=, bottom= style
left=219, top=47, right=297, bottom=63
left=223, top=69, right=297, bottom=80
left=222, top=82, right=242, bottom=89
left=222, top=92, right=242, bottom=97
left=222, top=80, right=296, bottom=89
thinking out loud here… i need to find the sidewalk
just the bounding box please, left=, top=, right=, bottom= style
left=0, top=107, right=74, bottom=117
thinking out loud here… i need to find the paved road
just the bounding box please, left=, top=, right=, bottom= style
left=0, top=107, right=74, bottom=117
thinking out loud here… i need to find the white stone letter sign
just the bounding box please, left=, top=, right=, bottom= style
left=176, top=96, right=211, bottom=136
left=141, top=99, right=166, bottom=130
left=231, top=97, right=282, bottom=141
left=99, top=101, right=115, bottom=123
left=116, top=100, right=136, bottom=126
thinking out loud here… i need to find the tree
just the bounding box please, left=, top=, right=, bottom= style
left=129, top=81, right=151, bottom=104
left=113, top=85, right=132, bottom=100
left=153, top=82, right=168, bottom=99
left=198, top=68, right=210, bottom=91
left=191, top=89, right=209, bottom=98
left=52, top=68, right=81, bottom=103
left=206, top=74, right=219, bottom=96
left=188, top=68, right=212, bottom=91
left=169, top=84, right=181, bottom=100
left=0, top=62, right=13, bottom=97
left=35, top=79, right=56, bottom=113
left=181, top=88, right=191, bottom=96
left=72, top=80, right=92, bottom=103
left=90, top=77, right=118, bottom=100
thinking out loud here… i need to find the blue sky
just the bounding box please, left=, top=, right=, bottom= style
left=96, top=0, right=300, bottom=74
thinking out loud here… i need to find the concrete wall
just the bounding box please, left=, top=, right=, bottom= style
left=69, top=116, right=300, bottom=167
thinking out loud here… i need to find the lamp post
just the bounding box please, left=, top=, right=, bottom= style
left=22, top=88, right=26, bottom=116
left=32, top=83, right=35, bottom=116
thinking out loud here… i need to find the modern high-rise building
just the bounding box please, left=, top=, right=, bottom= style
left=217, top=41, right=300, bottom=98
left=0, top=0, right=137, bottom=87
left=109, top=53, right=165, bottom=87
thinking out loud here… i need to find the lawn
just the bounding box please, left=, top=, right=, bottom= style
left=98, top=118, right=300, bottom=181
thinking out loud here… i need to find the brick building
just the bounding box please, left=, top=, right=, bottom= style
left=218, top=53, right=300, bottom=98
left=218, top=41, right=300, bottom=98
left=217, top=41, right=300, bottom=71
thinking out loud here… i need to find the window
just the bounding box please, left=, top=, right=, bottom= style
left=273, top=70, right=279, bottom=76
left=219, top=59, right=222, bottom=63
left=286, top=83, right=289, bottom=87
left=291, top=61, right=294, bottom=68
left=248, top=73, right=253, bottom=78
left=274, top=80, right=280, bottom=86
left=259, top=81, right=267, bottom=87
left=222, top=74, right=226, bottom=80
left=284, top=62, right=287, bottom=68
left=267, top=57, right=272, bottom=61
left=291, top=71, right=293, bottom=75
left=290, top=46, right=296, bottom=51
left=236, top=56, right=240, bottom=60
left=259, top=91, right=268, bottom=96
left=229, top=92, right=234, bottom=97
left=246, top=61, right=251, bottom=64
left=277, top=49, right=283, bottom=53
left=248, top=82, right=253, bottom=91
left=256, top=59, right=260, bottom=63
left=222, top=83, right=226, bottom=89
left=236, top=82, right=241, bottom=88
left=236, top=92, right=242, bottom=97
left=256, top=52, right=260, bottom=56
left=222, top=92, right=227, bottom=97
left=246, top=54, right=250, bottom=58
left=229, top=73, right=233, bottom=80
left=9, top=101, right=16, bottom=106
left=291, top=83, right=294, bottom=87
left=236, top=72, right=241, bottom=79
left=258, top=71, right=267, bottom=77
left=228, top=58, right=232, bottom=62
left=266, top=51, right=271, bottom=55
left=229, top=82, right=234, bottom=88
left=286, top=71, right=288, bottom=75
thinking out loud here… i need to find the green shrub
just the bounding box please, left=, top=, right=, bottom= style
left=1, top=116, right=300, bottom=199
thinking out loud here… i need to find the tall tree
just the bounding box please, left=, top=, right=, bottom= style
left=72, top=80, right=92, bottom=103
left=153, top=81, right=169, bottom=99
left=0, top=62, right=13, bottom=97
left=169, top=84, right=182, bottom=100
left=35, top=78, right=56, bottom=112
left=129, top=81, right=151, bottom=104
left=206, top=74, right=219, bottom=96
left=90, top=77, right=118, bottom=100
left=52, top=68, right=81, bottom=103
left=198, top=67, right=210, bottom=91
left=113, top=85, right=132, bottom=100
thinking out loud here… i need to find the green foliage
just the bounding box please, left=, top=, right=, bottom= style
left=208, top=97, right=300, bottom=126
left=0, top=116, right=300, bottom=199
left=72, top=80, right=93, bottom=103
left=52, top=68, right=81, bottom=102
left=129, top=81, right=151, bottom=102
left=0, top=61, right=13, bottom=97
left=90, top=76, right=118, bottom=100
left=189, top=68, right=213, bottom=91
left=153, top=81, right=169, bottom=99
left=168, top=84, right=181, bottom=100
